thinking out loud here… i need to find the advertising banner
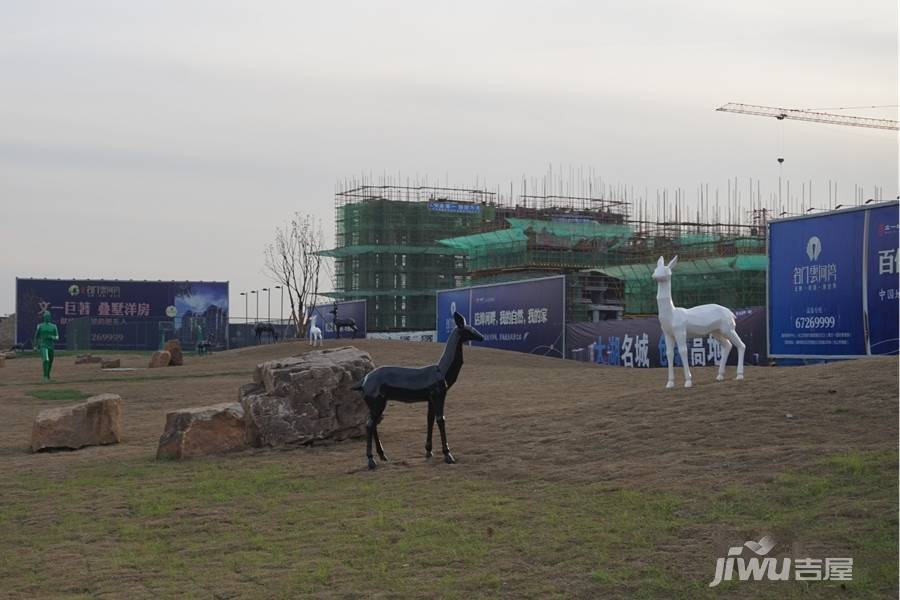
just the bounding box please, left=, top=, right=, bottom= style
left=16, top=278, right=228, bottom=351
left=567, top=308, right=767, bottom=367
left=768, top=210, right=867, bottom=356
left=768, top=202, right=899, bottom=358
left=436, top=276, right=565, bottom=357
left=308, top=300, right=367, bottom=340
left=866, top=204, right=899, bottom=354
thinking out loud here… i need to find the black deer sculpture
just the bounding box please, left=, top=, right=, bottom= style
left=352, top=311, right=484, bottom=470
left=254, top=323, right=278, bottom=344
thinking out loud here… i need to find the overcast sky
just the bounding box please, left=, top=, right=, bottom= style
left=1, top=1, right=897, bottom=317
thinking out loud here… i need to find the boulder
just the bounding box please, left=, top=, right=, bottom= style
left=75, top=354, right=102, bottom=365
left=31, top=393, right=123, bottom=452
left=164, top=339, right=184, bottom=366
left=149, top=350, right=171, bottom=368
left=240, top=346, right=374, bottom=447
left=101, top=358, right=121, bottom=369
left=3, top=351, right=16, bottom=360
left=156, top=402, right=247, bottom=459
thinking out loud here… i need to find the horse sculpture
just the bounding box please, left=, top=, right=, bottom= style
left=308, top=314, right=323, bottom=347
left=352, top=311, right=484, bottom=470
left=653, top=255, right=746, bottom=388
left=254, top=323, right=278, bottom=345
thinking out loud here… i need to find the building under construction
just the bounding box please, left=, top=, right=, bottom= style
left=322, top=180, right=768, bottom=331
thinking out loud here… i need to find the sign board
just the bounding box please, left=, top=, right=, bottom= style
left=427, top=201, right=481, bottom=214
left=436, top=276, right=565, bottom=357
left=567, top=308, right=767, bottom=367
left=16, top=278, right=229, bottom=350
left=768, top=201, right=899, bottom=358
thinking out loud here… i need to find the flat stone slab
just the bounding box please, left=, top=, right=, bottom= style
left=31, top=393, right=123, bottom=452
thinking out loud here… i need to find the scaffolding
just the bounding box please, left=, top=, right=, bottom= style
left=324, top=181, right=769, bottom=331
left=322, top=184, right=499, bottom=331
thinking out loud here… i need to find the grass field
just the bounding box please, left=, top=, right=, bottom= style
left=0, top=341, right=896, bottom=598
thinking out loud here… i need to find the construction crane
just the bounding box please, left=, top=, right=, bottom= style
left=716, top=102, right=899, bottom=131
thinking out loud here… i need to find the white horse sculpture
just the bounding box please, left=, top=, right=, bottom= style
left=308, top=314, right=323, bottom=347
left=653, top=255, right=745, bottom=388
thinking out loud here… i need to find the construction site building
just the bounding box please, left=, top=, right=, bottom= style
left=323, top=182, right=768, bottom=331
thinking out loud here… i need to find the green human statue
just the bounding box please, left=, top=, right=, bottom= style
left=33, top=310, right=59, bottom=381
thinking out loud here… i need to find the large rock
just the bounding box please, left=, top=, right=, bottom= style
left=157, top=402, right=247, bottom=459
left=101, top=358, right=120, bottom=369
left=31, top=393, right=123, bottom=452
left=149, top=350, right=171, bottom=368
left=240, top=346, right=374, bottom=447
left=164, top=339, right=184, bottom=366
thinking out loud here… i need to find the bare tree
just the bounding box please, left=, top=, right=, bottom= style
left=263, top=213, right=325, bottom=338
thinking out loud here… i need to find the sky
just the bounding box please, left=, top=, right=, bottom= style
left=1, top=0, right=897, bottom=317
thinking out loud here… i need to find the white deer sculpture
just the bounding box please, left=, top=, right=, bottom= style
left=308, top=314, right=323, bottom=347
left=653, top=255, right=745, bottom=388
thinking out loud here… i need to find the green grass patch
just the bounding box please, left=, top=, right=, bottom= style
left=0, top=451, right=895, bottom=598
left=26, top=388, right=91, bottom=401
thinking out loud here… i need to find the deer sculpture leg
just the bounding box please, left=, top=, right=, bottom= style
left=365, top=396, right=387, bottom=470
left=725, top=329, right=746, bottom=380
left=372, top=422, right=388, bottom=462
left=434, top=392, right=455, bottom=464
left=712, top=333, right=732, bottom=381
left=664, top=333, right=676, bottom=389
left=676, top=330, right=692, bottom=388
left=425, top=401, right=435, bottom=461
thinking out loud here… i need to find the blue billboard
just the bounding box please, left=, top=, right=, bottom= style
left=866, top=204, right=899, bottom=354
left=308, top=300, right=367, bottom=339
left=768, top=201, right=899, bottom=358
left=436, top=276, right=565, bottom=357
left=16, top=278, right=229, bottom=351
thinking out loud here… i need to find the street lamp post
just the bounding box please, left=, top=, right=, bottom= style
left=275, top=286, right=283, bottom=324
left=239, top=292, right=248, bottom=346
left=263, top=287, right=270, bottom=323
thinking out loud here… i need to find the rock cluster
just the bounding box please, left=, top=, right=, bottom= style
left=149, top=350, right=172, bottom=368
left=164, top=339, right=184, bottom=366
left=154, top=346, right=373, bottom=459
left=240, top=346, right=374, bottom=447
left=75, top=354, right=102, bottom=365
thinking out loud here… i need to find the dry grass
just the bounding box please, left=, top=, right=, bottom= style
left=0, top=341, right=896, bottom=598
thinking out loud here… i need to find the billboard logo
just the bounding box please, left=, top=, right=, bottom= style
left=165, top=305, right=178, bottom=318
left=68, top=284, right=81, bottom=297
left=806, top=236, right=822, bottom=261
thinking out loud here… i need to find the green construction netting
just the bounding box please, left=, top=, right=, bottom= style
left=504, top=218, right=633, bottom=239
left=319, top=244, right=461, bottom=258
left=437, top=217, right=632, bottom=252
left=436, top=228, right=527, bottom=252
left=599, top=255, right=766, bottom=281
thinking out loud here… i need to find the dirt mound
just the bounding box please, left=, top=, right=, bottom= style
left=0, top=340, right=895, bottom=492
